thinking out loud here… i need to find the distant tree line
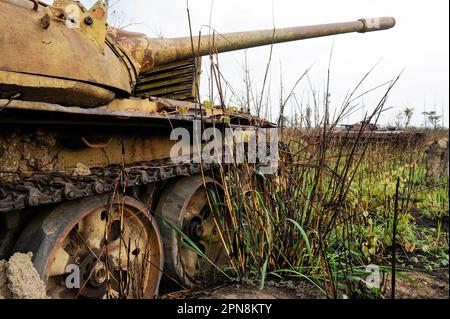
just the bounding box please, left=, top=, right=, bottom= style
left=393, top=107, right=444, bottom=130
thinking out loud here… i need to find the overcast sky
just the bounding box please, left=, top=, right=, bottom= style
left=82, top=0, right=449, bottom=127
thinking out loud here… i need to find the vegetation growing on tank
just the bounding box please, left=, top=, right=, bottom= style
left=160, top=65, right=448, bottom=298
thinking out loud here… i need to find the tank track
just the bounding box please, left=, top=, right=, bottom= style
left=0, top=158, right=216, bottom=213
left=0, top=140, right=290, bottom=213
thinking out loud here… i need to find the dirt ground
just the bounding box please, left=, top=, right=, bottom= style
left=162, top=273, right=448, bottom=300
left=162, top=280, right=326, bottom=300
left=0, top=252, right=48, bottom=299
left=0, top=255, right=447, bottom=300
left=384, top=272, right=449, bottom=299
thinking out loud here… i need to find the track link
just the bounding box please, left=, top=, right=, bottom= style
left=0, top=159, right=215, bottom=213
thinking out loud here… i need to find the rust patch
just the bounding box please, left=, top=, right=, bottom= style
left=0, top=1, right=133, bottom=104
left=108, top=28, right=155, bottom=74
left=93, top=7, right=105, bottom=19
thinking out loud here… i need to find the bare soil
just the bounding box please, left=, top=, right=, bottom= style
left=162, top=273, right=448, bottom=300
left=1, top=255, right=446, bottom=299
left=0, top=252, right=48, bottom=299
left=411, top=208, right=449, bottom=233
left=384, top=272, right=448, bottom=299
left=162, top=280, right=326, bottom=300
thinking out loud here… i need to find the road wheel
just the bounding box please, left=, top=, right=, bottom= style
left=156, top=175, right=228, bottom=287
left=14, top=194, right=164, bottom=299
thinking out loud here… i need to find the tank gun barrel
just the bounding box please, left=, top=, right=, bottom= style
left=0, top=0, right=397, bottom=108
left=111, top=17, right=395, bottom=73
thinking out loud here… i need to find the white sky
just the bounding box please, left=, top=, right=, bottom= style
left=82, top=0, right=449, bottom=127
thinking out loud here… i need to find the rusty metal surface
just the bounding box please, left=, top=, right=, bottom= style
left=0, top=0, right=134, bottom=106
left=58, top=135, right=178, bottom=170
left=306, top=125, right=425, bottom=146
left=135, top=58, right=202, bottom=102
left=0, top=157, right=218, bottom=213
left=0, top=0, right=395, bottom=108
left=108, top=28, right=155, bottom=74
left=332, top=122, right=426, bottom=144
left=103, top=98, right=157, bottom=113
left=156, top=175, right=226, bottom=287
left=0, top=98, right=273, bottom=128
left=0, top=69, right=115, bottom=107
left=0, top=98, right=191, bottom=120
left=13, top=194, right=164, bottom=298
left=112, top=17, right=396, bottom=73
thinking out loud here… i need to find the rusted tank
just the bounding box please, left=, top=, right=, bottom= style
left=0, top=0, right=396, bottom=299
left=0, top=0, right=395, bottom=107
left=303, top=121, right=425, bottom=147
left=332, top=122, right=426, bottom=146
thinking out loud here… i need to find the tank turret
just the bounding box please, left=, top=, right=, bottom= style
left=0, top=0, right=395, bottom=107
